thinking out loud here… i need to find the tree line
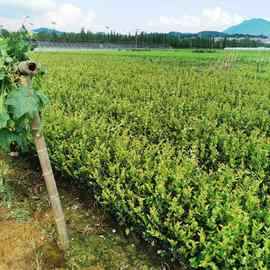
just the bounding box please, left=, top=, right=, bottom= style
left=31, top=29, right=270, bottom=49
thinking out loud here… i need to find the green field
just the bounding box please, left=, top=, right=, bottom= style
left=32, top=50, right=270, bottom=269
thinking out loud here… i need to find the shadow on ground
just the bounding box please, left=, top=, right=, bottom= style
left=0, top=155, right=182, bottom=270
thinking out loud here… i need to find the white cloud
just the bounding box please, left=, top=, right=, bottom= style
left=202, top=7, right=244, bottom=28
left=158, top=15, right=200, bottom=28
left=147, top=7, right=245, bottom=33
left=0, top=2, right=245, bottom=34
left=0, top=1, right=97, bottom=32
left=38, top=4, right=97, bottom=32
left=0, top=0, right=56, bottom=14
left=0, top=16, right=21, bottom=30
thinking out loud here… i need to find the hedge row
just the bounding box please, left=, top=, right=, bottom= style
left=34, top=52, right=270, bottom=269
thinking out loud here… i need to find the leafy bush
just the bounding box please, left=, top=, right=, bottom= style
left=32, top=51, right=270, bottom=269
left=0, top=159, right=12, bottom=207
left=0, top=28, right=48, bottom=152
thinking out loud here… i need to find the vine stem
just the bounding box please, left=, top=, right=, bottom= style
left=20, top=72, right=69, bottom=251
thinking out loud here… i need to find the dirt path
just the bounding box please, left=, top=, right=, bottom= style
left=0, top=156, right=171, bottom=270
left=0, top=209, right=44, bottom=270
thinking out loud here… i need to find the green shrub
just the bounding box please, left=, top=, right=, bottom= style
left=0, top=28, right=48, bottom=153
left=33, top=51, right=270, bottom=269
left=0, top=159, right=12, bottom=207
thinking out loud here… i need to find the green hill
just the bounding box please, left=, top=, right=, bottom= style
left=224, top=18, right=270, bottom=36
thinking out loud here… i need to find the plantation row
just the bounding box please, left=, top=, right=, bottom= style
left=34, top=51, right=270, bottom=269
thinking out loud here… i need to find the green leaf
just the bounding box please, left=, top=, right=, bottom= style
left=0, top=112, right=9, bottom=129
left=6, top=87, right=40, bottom=119
left=4, top=56, right=13, bottom=64
left=0, top=129, right=14, bottom=152
left=36, top=91, right=49, bottom=107
left=0, top=71, right=5, bottom=81
left=0, top=128, right=28, bottom=152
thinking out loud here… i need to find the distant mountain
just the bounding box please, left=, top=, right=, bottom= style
left=224, top=18, right=270, bottom=37
left=33, top=28, right=64, bottom=35
left=31, top=25, right=269, bottom=39
left=198, top=31, right=227, bottom=38
left=169, top=32, right=225, bottom=38
left=169, top=32, right=196, bottom=38
left=168, top=31, right=256, bottom=39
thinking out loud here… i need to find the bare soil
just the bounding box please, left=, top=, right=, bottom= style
left=0, top=155, right=175, bottom=270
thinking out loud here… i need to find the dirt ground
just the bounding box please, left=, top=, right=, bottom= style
left=0, top=156, right=174, bottom=270
left=0, top=213, right=44, bottom=270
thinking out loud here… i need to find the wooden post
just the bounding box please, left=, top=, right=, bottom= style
left=18, top=61, right=69, bottom=250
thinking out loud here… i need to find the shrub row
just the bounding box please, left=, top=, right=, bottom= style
left=34, top=52, right=270, bottom=269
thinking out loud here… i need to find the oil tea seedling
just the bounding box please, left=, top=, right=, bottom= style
left=33, top=51, right=270, bottom=269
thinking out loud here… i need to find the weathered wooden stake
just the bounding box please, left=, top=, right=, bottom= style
left=18, top=61, right=69, bottom=250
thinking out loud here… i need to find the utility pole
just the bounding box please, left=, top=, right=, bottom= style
left=105, top=26, right=110, bottom=44
left=135, top=28, right=141, bottom=49
left=22, top=16, right=30, bottom=27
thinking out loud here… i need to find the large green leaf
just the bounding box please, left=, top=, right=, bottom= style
left=0, top=30, right=46, bottom=153
left=0, top=112, right=9, bottom=129
left=0, top=71, right=5, bottom=81
left=36, top=91, right=50, bottom=107
left=6, top=87, right=40, bottom=119
left=0, top=129, right=14, bottom=152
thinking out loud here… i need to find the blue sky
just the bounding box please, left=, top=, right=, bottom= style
left=0, top=0, right=269, bottom=33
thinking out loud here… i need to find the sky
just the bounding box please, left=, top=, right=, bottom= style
left=0, top=0, right=269, bottom=33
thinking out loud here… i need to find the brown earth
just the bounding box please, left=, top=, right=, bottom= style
left=0, top=210, right=44, bottom=270
left=0, top=156, right=173, bottom=270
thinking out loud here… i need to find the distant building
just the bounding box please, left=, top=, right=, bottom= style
left=224, top=47, right=270, bottom=51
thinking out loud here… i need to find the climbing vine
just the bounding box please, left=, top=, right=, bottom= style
left=0, top=28, right=48, bottom=152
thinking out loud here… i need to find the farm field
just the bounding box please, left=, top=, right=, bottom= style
left=8, top=49, right=270, bottom=269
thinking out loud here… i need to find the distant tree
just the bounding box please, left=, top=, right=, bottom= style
left=31, top=30, right=266, bottom=49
